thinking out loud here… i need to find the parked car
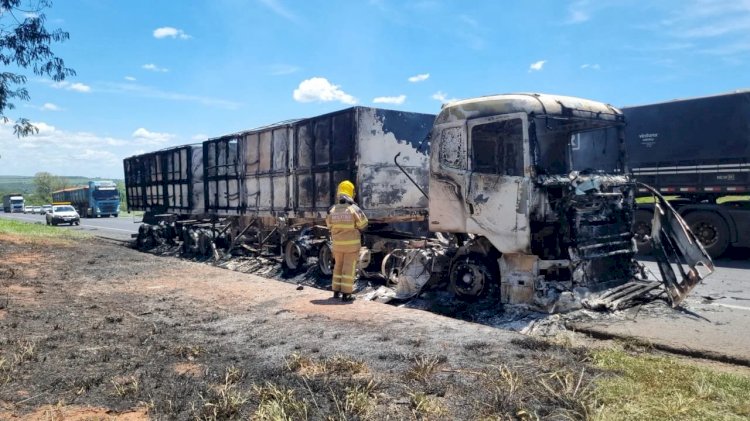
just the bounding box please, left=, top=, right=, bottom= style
left=42, top=204, right=53, bottom=214
left=46, top=205, right=80, bottom=226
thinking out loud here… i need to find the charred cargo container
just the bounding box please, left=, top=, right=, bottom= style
left=124, top=144, right=204, bottom=218
left=202, top=107, right=434, bottom=221
left=623, top=91, right=750, bottom=258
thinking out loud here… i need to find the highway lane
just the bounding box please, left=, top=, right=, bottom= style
left=0, top=210, right=141, bottom=241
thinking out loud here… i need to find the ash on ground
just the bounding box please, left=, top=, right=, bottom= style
left=143, top=244, right=686, bottom=338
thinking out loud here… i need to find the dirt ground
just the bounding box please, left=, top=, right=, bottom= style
left=4, top=234, right=748, bottom=420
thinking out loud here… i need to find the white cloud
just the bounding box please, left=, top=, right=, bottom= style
left=258, top=0, right=301, bottom=23
left=431, top=91, right=458, bottom=104
left=124, top=76, right=136, bottom=81
left=153, top=26, right=191, bottom=39
left=566, top=0, right=592, bottom=24
left=408, top=73, right=430, bottom=83
left=69, top=83, right=91, bottom=92
left=293, top=77, right=357, bottom=105
left=142, top=63, right=169, bottom=73
left=268, top=64, right=301, bottom=76
left=373, top=95, right=406, bottom=105
left=98, top=82, right=242, bottom=110
left=529, top=60, right=546, bottom=71
left=41, top=103, right=61, bottom=111
left=192, top=134, right=208, bottom=141
left=50, top=80, right=92, bottom=92
left=132, top=128, right=175, bottom=144
left=580, top=63, right=601, bottom=70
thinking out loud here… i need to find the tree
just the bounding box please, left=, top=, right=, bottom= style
left=32, top=171, right=64, bottom=202
left=1, top=0, right=74, bottom=136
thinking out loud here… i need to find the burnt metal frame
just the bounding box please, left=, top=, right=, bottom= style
left=163, top=147, right=194, bottom=212
left=293, top=107, right=357, bottom=215
left=204, top=135, right=243, bottom=213
left=244, top=127, right=292, bottom=215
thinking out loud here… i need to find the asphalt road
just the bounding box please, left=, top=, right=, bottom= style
left=573, top=257, right=750, bottom=364
left=0, top=210, right=140, bottom=241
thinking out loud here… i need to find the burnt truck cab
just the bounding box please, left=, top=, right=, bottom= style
left=428, top=93, right=712, bottom=310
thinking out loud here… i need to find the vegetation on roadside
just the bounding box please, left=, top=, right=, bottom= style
left=591, top=348, right=750, bottom=420
left=0, top=218, right=89, bottom=240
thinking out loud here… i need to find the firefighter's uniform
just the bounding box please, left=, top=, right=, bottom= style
left=326, top=181, right=368, bottom=298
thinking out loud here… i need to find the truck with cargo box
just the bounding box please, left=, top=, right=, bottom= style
left=124, top=144, right=204, bottom=217
left=623, top=91, right=750, bottom=257
left=203, top=106, right=435, bottom=222
left=2, top=194, right=24, bottom=213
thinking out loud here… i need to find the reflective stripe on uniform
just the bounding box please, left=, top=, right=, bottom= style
left=333, top=239, right=360, bottom=245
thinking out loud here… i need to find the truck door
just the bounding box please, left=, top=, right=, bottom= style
left=465, top=113, right=531, bottom=253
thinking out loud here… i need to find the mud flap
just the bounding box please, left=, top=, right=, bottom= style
left=641, top=183, right=714, bottom=307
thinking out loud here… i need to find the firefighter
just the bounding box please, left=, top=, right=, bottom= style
left=325, top=180, right=368, bottom=301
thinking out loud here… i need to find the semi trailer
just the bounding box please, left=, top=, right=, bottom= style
left=52, top=180, right=121, bottom=218
left=625, top=91, right=750, bottom=258
left=126, top=95, right=713, bottom=312
left=2, top=194, right=24, bottom=213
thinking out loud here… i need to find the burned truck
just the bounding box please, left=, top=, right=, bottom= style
left=125, top=94, right=714, bottom=312
left=126, top=107, right=436, bottom=265
left=387, top=93, right=712, bottom=310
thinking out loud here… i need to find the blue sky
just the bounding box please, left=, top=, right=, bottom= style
left=1, top=0, right=749, bottom=178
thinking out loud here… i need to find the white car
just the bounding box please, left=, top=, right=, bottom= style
left=31, top=206, right=43, bottom=214
left=46, top=205, right=80, bottom=226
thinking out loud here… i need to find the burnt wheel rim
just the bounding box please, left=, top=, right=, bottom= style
left=284, top=242, right=303, bottom=269
left=318, top=245, right=333, bottom=276
left=452, top=263, right=486, bottom=296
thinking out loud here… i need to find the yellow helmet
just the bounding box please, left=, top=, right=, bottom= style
left=337, top=180, right=355, bottom=199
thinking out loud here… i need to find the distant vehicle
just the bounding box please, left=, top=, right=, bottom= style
left=23, top=206, right=30, bottom=214
left=42, top=204, right=53, bottom=214
left=31, top=206, right=42, bottom=214
left=46, top=205, right=80, bottom=226
left=624, top=91, right=750, bottom=258
left=52, top=180, right=120, bottom=218
left=2, top=194, right=24, bottom=213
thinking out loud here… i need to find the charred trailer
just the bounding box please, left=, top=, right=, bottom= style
left=124, top=144, right=205, bottom=249
left=201, top=107, right=436, bottom=271
left=381, top=93, right=714, bottom=311
left=624, top=91, right=750, bottom=258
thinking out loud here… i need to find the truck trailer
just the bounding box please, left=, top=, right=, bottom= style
left=52, top=180, right=121, bottom=218
left=624, top=91, right=750, bottom=258
left=2, top=194, right=24, bottom=213
left=125, top=95, right=713, bottom=312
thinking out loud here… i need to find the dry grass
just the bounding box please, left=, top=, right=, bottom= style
left=252, top=382, right=309, bottom=421
left=405, top=354, right=444, bottom=382
left=409, top=390, right=447, bottom=419
left=193, top=366, right=249, bottom=420
left=285, top=353, right=368, bottom=377
left=111, top=375, right=140, bottom=397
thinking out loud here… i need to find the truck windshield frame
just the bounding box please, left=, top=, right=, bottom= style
left=93, top=189, right=119, bottom=201
left=532, top=115, right=624, bottom=176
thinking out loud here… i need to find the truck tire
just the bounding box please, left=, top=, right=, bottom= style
left=449, top=254, right=497, bottom=299
left=684, top=211, right=729, bottom=259
left=633, top=210, right=654, bottom=255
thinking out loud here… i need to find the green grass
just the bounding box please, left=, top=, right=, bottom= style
left=0, top=218, right=89, bottom=240
left=591, top=348, right=750, bottom=420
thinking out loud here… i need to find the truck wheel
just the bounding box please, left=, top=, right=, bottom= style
left=633, top=210, right=654, bottom=255
left=318, top=244, right=333, bottom=276
left=283, top=241, right=304, bottom=273
left=684, top=211, right=729, bottom=259
left=449, top=254, right=497, bottom=299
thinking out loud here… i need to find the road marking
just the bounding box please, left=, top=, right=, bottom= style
left=711, top=302, right=750, bottom=312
